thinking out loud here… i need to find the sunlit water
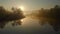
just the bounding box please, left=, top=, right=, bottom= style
left=0, top=17, right=60, bottom=34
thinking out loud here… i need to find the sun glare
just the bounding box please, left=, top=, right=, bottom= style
left=19, top=6, right=24, bottom=11
left=21, top=19, right=24, bottom=22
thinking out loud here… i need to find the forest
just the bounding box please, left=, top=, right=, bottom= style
left=0, top=5, right=60, bottom=31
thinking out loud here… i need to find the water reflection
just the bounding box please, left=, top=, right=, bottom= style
left=0, top=17, right=58, bottom=34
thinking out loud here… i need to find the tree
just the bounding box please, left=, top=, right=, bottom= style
left=0, top=6, right=25, bottom=28
left=37, top=5, right=60, bottom=31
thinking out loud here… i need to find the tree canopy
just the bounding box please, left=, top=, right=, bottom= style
left=0, top=6, right=25, bottom=28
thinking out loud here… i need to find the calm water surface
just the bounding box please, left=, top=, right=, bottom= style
left=0, top=17, right=60, bottom=34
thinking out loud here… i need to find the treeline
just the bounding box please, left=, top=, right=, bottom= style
left=0, top=5, right=60, bottom=31
left=0, top=6, right=25, bottom=28
left=30, top=5, right=60, bottom=31
left=36, top=5, right=60, bottom=31
left=39, top=5, right=60, bottom=19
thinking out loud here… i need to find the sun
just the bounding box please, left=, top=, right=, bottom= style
left=19, top=6, right=24, bottom=11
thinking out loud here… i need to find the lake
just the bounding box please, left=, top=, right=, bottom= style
left=0, top=17, right=60, bottom=34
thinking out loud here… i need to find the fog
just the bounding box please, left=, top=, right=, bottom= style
left=0, top=5, right=60, bottom=34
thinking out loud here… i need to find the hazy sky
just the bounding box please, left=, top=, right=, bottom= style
left=0, top=0, right=60, bottom=11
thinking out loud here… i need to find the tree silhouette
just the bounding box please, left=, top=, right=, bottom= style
left=36, top=5, right=60, bottom=31
left=48, top=5, right=60, bottom=31
left=0, top=6, right=25, bottom=28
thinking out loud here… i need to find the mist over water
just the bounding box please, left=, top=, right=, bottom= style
left=0, top=17, right=59, bottom=34
left=0, top=1, right=60, bottom=33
